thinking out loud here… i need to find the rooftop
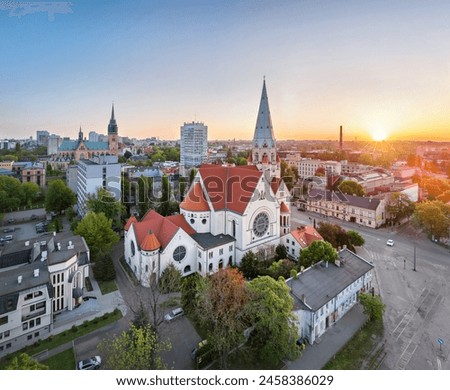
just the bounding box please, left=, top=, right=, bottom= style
left=289, top=248, right=373, bottom=312
left=192, top=233, right=235, bottom=250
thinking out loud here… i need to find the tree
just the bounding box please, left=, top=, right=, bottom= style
left=338, top=180, right=365, bottom=196
left=181, top=272, right=205, bottom=316
left=347, top=230, right=365, bottom=247
left=359, top=293, right=385, bottom=321
left=275, top=244, right=288, bottom=260
left=123, top=150, right=132, bottom=160
left=92, top=252, right=116, bottom=281
left=299, top=240, right=338, bottom=269
left=22, top=181, right=40, bottom=206
left=189, top=168, right=197, bottom=185
left=238, top=251, right=261, bottom=279
left=414, top=200, right=450, bottom=239
left=196, top=268, right=249, bottom=369
left=86, top=187, right=126, bottom=230
left=74, top=212, right=119, bottom=261
left=5, top=353, right=48, bottom=370
left=267, top=259, right=297, bottom=280
left=137, top=176, right=154, bottom=217
left=281, top=160, right=298, bottom=191
left=45, top=179, right=76, bottom=214
left=98, top=324, right=170, bottom=370
left=246, top=276, right=299, bottom=366
left=0, top=176, right=24, bottom=211
left=386, top=192, right=415, bottom=224
left=158, top=264, right=182, bottom=293
left=155, top=175, right=178, bottom=216
left=316, top=222, right=349, bottom=249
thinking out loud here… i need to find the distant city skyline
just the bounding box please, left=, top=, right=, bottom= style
left=1, top=0, right=450, bottom=142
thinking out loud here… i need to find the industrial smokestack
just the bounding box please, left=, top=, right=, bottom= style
left=339, top=125, right=343, bottom=150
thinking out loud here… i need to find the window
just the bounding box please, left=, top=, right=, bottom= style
left=208, top=252, right=213, bottom=259
left=130, top=240, right=136, bottom=256
left=173, top=246, right=187, bottom=262
left=190, top=218, right=195, bottom=224
left=145, top=265, right=148, bottom=272
left=218, top=260, right=223, bottom=269
left=198, top=263, right=202, bottom=272
left=228, top=256, right=233, bottom=266
left=0, top=316, right=7, bottom=326
left=208, top=263, right=213, bottom=272
left=184, top=265, right=191, bottom=274
left=27, top=335, right=32, bottom=340
left=198, top=250, right=202, bottom=258
left=4, top=330, right=10, bottom=337
left=232, top=220, right=236, bottom=237
left=202, top=219, right=207, bottom=224
left=23, top=323, right=28, bottom=331
left=229, top=245, right=233, bottom=252
left=219, top=248, right=223, bottom=255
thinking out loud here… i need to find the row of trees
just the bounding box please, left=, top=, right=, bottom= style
left=0, top=176, right=43, bottom=211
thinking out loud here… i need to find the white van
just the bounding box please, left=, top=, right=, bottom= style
left=164, top=307, right=184, bottom=322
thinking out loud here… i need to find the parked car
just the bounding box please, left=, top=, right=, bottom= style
left=0, top=235, right=13, bottom=242
left=76, top=356, right=101, bottom=370
left=386, top=239, right=395, bottom=247
left=31, top=214, right=37, bottom=220
left=3, top=227, right=15, bottom=233
left=7, top=218, right=15, bottom=224
left=164, top=307, right=184, bottom=322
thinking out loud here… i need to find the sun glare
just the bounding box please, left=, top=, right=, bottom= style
left=371, top=128, right=388, bottom=142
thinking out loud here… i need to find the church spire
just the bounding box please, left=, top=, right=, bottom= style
left=253, top=78, right=276, bottom=149
left=107, top=103, right=118, bottom=135
left=250, top=79, right=280, bottom=179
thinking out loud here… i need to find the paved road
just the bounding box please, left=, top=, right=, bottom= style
left=292, top=208, right=450, bottom=370
left=73, top=240, right=201, bottom=369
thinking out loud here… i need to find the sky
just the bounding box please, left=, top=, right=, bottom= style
left=1, top=0, right=450, bottom=142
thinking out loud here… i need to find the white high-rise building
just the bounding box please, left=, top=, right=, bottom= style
left=180, top=121, right=208, bottom=176
left=47, top=134, right=62, bottom=155
left=76, top=155, right=121, bottom=217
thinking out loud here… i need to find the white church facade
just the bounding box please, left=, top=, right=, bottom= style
left=123, top=80, right=292, bottom=286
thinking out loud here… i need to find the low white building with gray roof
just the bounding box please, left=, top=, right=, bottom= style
left=287, top=248, right=374, bottom=344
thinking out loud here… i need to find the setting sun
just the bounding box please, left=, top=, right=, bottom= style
left=371, top=128, right=388, bottom=142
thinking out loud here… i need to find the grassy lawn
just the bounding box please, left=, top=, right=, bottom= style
left=0, top=309, right=122, bottom=369
left=98, top=279, right=118, bottom=295
left=44, top=348, right=76, bottom=370
left=323, top=318, right=384, bottom=370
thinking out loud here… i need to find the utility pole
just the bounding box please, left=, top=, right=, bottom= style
left=413, top=244, right=417, bottom=271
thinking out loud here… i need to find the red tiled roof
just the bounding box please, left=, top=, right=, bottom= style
left=140, top=230, right=161, bottom=251
left=280, top=201, right=289, bottom=213
left=166, top=214, right=196, bottom=235
left=291, top=225, right=323, bottom=249
left=133, top=210, right=178, bottom=250
left=198, top=164, right=262, bottom=214
left=124, top=216, right=138, bottom=231
left=180, top=182, right=210, bottom=212
left=271, top=177, right=281, bottom=194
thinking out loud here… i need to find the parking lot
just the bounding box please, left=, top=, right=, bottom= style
left=0, top=209, right=70, bottom=249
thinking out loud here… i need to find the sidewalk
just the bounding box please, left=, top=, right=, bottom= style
left=286, top=304, right=367, bottom=370
left=33, top=278, right=127, bottom=362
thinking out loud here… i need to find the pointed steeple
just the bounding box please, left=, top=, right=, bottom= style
left=78, top=126, right=83, bottom=142
left=252, top=78, right=276, bottom=149
left=250, top=79, right=280, bottom=179
left=107, top=103, right=118, bottom=134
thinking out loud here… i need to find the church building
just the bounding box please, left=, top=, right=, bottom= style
left=55, top=105, right=120, bottom=161
left=124, top=81, right=291, bottom=285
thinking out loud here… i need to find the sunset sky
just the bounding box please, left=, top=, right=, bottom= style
left=1, top=0, right=449, bottom=141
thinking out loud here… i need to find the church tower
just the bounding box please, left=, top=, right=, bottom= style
left=107, top=104, right=119, bottom=155
left=250, top=79, right=280, bottom=178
